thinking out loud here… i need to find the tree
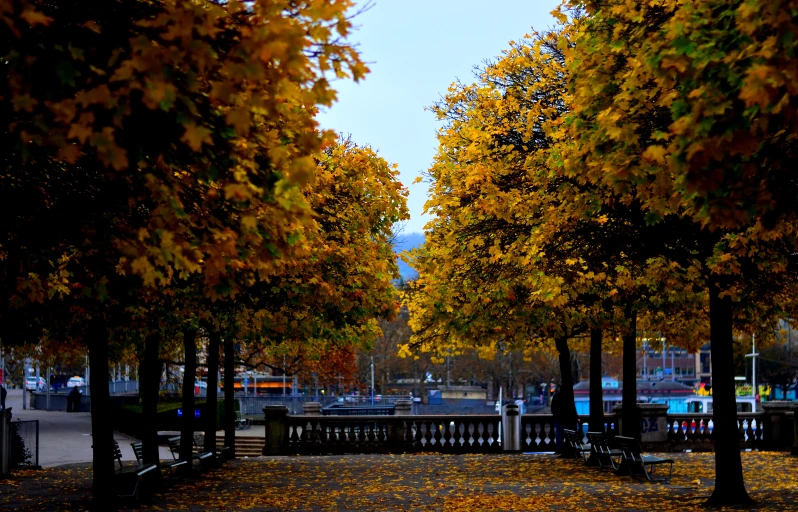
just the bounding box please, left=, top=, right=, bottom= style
left=230, top=137, right=408, bottom=384
left=561, top=1, right=798, bottom=505
left=1, top=0, right=368, bottom=505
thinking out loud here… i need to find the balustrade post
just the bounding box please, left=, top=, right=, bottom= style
left=761, top=401, right=795, bottom=451
left=394, top=399, right=412, bottom=416
left=304, top=402, right=322, bottom=417
left=615, top=403, right=669, bottom=450
left=262, top=405, right=289, bottom=455
left=390, top=400, right=412, bottom=453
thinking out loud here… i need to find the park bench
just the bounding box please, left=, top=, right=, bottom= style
left=615, top=435, right=674, bottom=483
left=235, top=410, right=252, bottom=430
left=563, top=428, right=591, bottom=462
left=111, top=441, right=158, bottom=502
left=586, top=431, right=622, bottom=470
left=193, top=433, right=231, bottom=465
left=168, top=435, right=214, bottom=470
left=131, top=441, right=188, bottom=480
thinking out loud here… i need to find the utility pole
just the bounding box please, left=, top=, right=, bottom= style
left=661, top=339, right=666, bottom=380
left=671, top=343, right=675, bottom=382
left=371, top=356, right=375, bottom=406
left=745, top=334, right=759, bottom=413
left=642, top=339, right=647, bottom=381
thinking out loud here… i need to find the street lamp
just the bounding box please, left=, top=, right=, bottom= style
left=744, top=334, right=759, bottom=413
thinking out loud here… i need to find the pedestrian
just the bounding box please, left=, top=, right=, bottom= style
left=67, top=385, right=81, bottom=412
left=551, top=387, right=563, bottom=454
left=0, top=383, right=6, bottom=411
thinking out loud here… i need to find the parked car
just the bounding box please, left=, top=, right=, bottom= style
left=49, top=375, right=70, bottom=391
left=25, top=376, right=46, bottom=391
left=66, top=376, right=86, bottom=388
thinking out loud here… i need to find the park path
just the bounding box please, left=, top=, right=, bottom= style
left=2, top=450, right=797, bottom=511
left=4, top=388, right=255, bottom=467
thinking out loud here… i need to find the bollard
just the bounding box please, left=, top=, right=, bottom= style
left=501, top=403, right=521, bottom=453
left=262, top=405, right=289, bottom=455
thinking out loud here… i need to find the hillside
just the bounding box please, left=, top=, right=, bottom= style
left=392, top=232, right=424, bottom=282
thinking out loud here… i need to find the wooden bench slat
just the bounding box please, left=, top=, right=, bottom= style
left=110, top=441, right=157, bottom=501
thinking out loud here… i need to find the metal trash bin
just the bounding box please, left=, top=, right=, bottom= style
left=501, top=403, right=521, bottom=452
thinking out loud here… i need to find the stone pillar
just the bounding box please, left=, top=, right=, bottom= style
left=391, top=400, right=413, bottom=453
left=394, top=399, right=412, bottom=416
left=262, top=405, right=289, bottom=455
left=613, top=403, right=669, bottom=450
left=762, top=401, right=795, bottom=451
left=304, top=402, right=322, bottom=417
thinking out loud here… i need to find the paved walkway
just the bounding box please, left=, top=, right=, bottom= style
left=3, top=389, right=257, bottom=467
left=2, top=451, right=796, bottom=511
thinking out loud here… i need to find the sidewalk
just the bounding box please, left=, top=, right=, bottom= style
left=3, top=389, right=254, bottom=467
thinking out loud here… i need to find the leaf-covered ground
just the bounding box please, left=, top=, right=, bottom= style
left=1, top=451, right=796, bottom=511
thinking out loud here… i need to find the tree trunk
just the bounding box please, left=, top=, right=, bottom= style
left=179, top=327, right=197, bottom=474
left=586, top=327, right=605, bottom=466
left=554, top=335, right=578, bottom=457
left=140, top=330, right=161, bottom=465
left=621, top=304, right=639, bottom=440
left=88, top=315, right=115, bottom=509
left=205, top=327, right=220, bottom=455
left=224, top=337, right=236, bottom=458
left=705, top=277, right=754, bottom=506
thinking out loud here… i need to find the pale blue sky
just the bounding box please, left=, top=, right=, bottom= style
left=318, top=0, right=559, bottom=235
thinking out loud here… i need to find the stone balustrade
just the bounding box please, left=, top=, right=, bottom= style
left=665, top=413, right=764, bottom=451
left=262, top=403, right=796, bottom=456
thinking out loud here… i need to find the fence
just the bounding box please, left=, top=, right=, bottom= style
left=108, top=380, right=138, bottom=394
left=666, top=413, right=765, bottom=451
left=238, top=396, right=338, bottom=416
left=275, top=412, right=617, bottom=455
left=264, top=404, right=798, bottom=456
left=322, top=405, right=396, bottom=416
left=10, top=420, right=39, bottom=469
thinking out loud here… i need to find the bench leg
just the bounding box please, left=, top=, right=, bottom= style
left=643, top=462, right=673, bottom=483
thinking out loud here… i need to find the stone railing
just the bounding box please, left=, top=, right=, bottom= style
left=262, top=401, right=797, bottom=456
left=520, top=414, right=617, bottom=452
left=279, top=414, right=504, bottom=455
left=666, top=413, right=763, bottom=451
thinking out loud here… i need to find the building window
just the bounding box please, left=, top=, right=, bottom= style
left=700, top=353, right=710, bottom=374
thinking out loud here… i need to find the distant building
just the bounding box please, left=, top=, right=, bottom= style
left=574, top=378, right=696, bottom=414
left=636, top=343, right=700, bottom=385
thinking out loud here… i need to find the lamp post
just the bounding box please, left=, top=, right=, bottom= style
left=745, top=334, right=759, bottom=413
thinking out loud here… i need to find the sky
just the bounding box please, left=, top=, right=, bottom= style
left=318, top=0, right=560, bottom=235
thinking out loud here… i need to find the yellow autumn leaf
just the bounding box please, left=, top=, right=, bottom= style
left=642, top=145, right=667, bottom=164
left=181, top=121, right=213, bottom=151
